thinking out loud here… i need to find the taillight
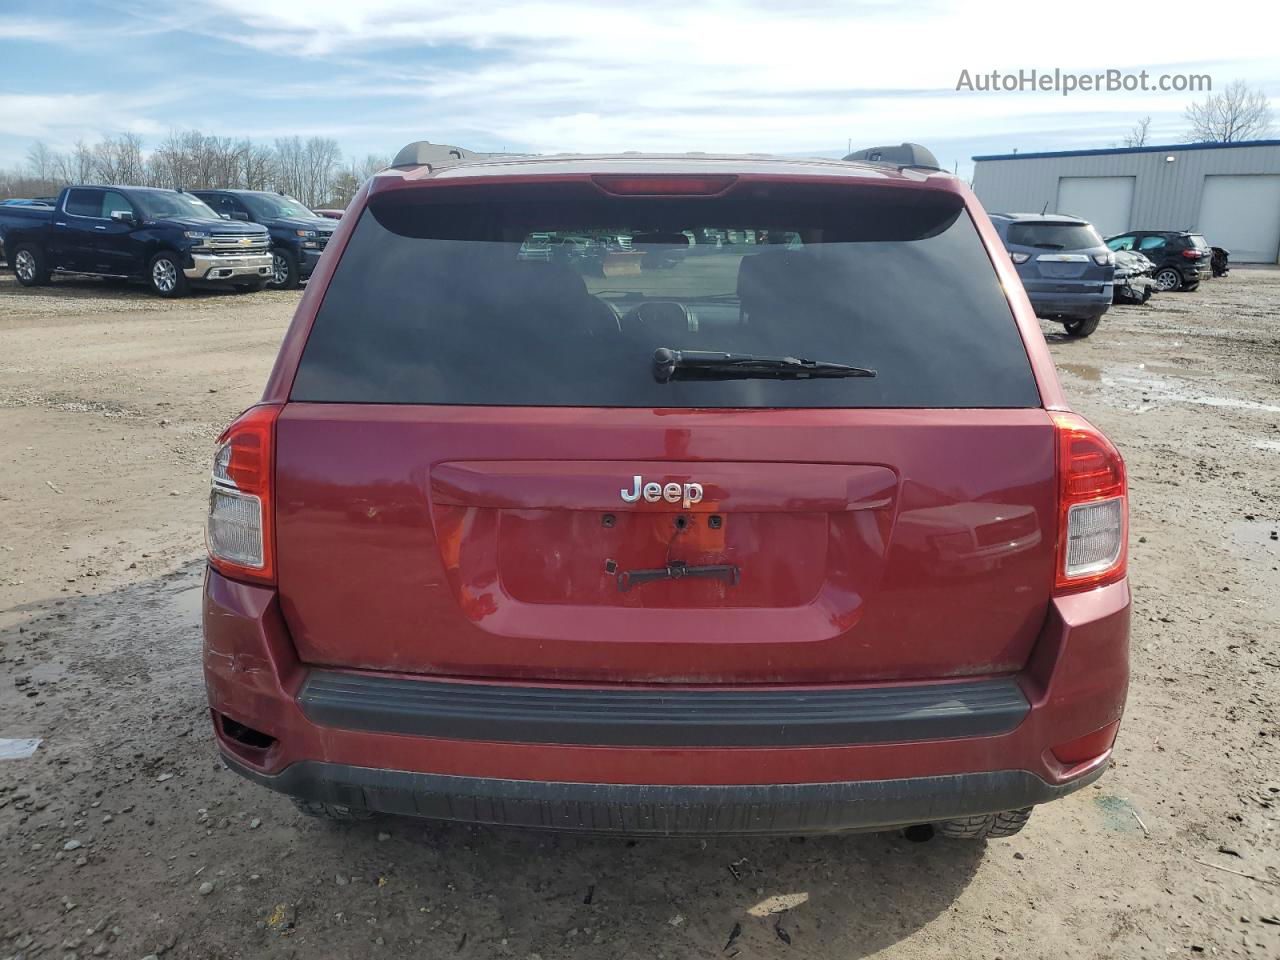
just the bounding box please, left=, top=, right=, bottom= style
left=1009, top=252, right=1031, bottom=264
left=1053, top=412, right=1127, bottom=592
left=206, top=403, right=281, bottom=584
left=591, top=174, right=738, bottom=196
left=1092, top=252, right=1115, bottom=267
left=1180, top=248, right=1202, bottom=260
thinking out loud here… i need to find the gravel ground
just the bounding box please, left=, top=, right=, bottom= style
left=0, top=269, right=1278, bottom=960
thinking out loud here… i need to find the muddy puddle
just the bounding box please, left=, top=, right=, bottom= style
left=1057, top=361, right=1280, bottom=415
left=1230, top=520, right=1280, bottom=550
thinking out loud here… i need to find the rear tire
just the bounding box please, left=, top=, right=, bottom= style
left=291, top=797, right=375, bottom=822
left=1063, top=316, right=1101, bottom=338
left=148, top=251, right=189, bottom=297
left=937, top=807, right=1033, bottom=839
left=234, top=277, right=268, bottom=293
left=12, top=245, right=50, bottom=286
left=1154, top=267, right=1182, bottom=292
left=269, top=249, right=300, bottom=290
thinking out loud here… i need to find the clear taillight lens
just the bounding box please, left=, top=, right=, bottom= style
left=208, top=484, right=264, bottom=567
left=1065, top=498, right=1124, bottom=577
left=1010, top=252, right=1031, bottom=264
left=1092, top=252, right=1115, bottom=267
left=206, top=404, right=280, bottom=584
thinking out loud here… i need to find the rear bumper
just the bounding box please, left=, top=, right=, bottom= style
left=203, top=567, right=1129, bottom=831
left=224, top=754, right=1105, bottom=836
left=1026, top=289, right=1113, bottom=319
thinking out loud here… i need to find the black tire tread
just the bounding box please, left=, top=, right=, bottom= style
left=1064, top=315, right=1101, bottom=338
left=936, top=806, right=1032, bottom=839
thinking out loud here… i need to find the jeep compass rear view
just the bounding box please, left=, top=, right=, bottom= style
left=202, top=143, right=1130, bottom=839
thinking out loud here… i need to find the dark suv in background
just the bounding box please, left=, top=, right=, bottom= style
left=193, top=190, right=336, bottom=289
left=1104, top=230, right=1211, bottom=292
left=990, top=214, right=1114, bottom=338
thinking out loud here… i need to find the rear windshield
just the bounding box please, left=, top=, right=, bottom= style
left=1187, top=234, right=1209, bottom=249
left=292, top=182, right=1039, bottom=408
left=1006, top=222, right=1102, bottom=250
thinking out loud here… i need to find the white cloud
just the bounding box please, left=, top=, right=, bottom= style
left=183, top=0, right=1277, bottom=154
left=0, top=0, right=1275, bottom=170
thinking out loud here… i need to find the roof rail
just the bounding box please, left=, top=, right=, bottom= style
left=390, top=141, right=516, bottom=169
left=843, top=142, right=941, bottom=171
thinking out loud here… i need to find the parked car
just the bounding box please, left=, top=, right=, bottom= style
left=1112, top=250, right=1158, bottom=305
left=1211, top=246, right=1230, bottom=277
left=2, top=186, right=271, bottom=296
left=989, top=213, right=1114, bottom=338
left=203, top=141, right=1129, bottom=841
left=312, top=208, right=344, bottom=220
left=193, top=190, right=337, bottom=289
left=1105, top=230, right=1212, bottom=292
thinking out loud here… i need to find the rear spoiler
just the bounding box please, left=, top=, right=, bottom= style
left=843, top=143, right=942, bottom=172
left=389, top=141, right=527, bottom=170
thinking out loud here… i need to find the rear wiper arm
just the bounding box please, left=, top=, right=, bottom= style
left=653, top=347, right=876, bottom=383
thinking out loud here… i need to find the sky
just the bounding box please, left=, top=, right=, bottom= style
left=0, top=0, right=1276, bottom=180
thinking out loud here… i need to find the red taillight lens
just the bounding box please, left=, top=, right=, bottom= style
left=1051, top=721, right=1119, bottom=765
left=1053, top=412, right=1127, bottom=592
left=1180, top=248, right=1201, bottom=259
left=206, top=403, right=281, bottom=584
left=591, top=175, right=738, bottom=196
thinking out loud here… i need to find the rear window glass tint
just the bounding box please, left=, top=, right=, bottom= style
left=1006, top=222, right=1102, bottom=250
left=292, top=182, right=1039, bottom=409
left=1187, top=234, right=1209, bottom=249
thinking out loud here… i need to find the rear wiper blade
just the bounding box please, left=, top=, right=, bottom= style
left=653, top=347, right=876, bottom=383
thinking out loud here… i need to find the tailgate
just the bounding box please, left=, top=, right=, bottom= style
left=275, top=405, right=1057, bottom=683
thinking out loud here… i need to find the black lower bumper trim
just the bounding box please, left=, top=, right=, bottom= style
left=297, top=670, right=1029, bottom=747
left=223, top=755, right=1104, bottom=836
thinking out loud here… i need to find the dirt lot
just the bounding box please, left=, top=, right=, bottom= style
left=1, top=269, right=1278, bottom=960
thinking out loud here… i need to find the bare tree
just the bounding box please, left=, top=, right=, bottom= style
left=239, top=141, right=277, bottom=191
left=3, top=130, right=390, bottom=203
left=49, top=140, right=96, bottom=185
left=1184, top=80, right=1274, bottom=142
left=1122, top=116, right=1153, bottom=148
left=24, top=141, right=55, bottom=183
left=273, top=136, right=306, bottom=201
left=92, top=134, right=147, bottom=184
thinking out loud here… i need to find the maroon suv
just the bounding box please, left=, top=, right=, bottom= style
left=202, top=143, right=1130, bottom=839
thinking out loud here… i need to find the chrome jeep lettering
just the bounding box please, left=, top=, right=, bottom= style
left=620, top=475, right=642, bottom=502
left=620, top=476, right=705, bottom=509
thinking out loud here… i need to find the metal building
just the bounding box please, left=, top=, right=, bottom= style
left=971, top=140, right=1280, bottom=263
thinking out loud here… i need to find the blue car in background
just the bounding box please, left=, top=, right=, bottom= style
left=990, top=213, right=1114, bottom=338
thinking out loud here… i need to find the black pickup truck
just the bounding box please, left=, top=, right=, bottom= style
left=0, top=185, right=272, bottom=296
left=191, top=190, right=336, bottom=289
